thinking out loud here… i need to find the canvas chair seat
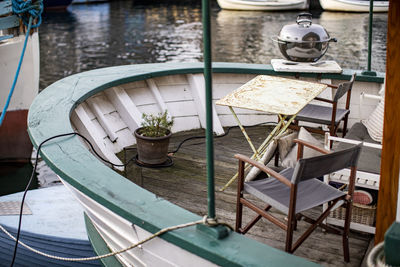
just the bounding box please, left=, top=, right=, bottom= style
left=296, top=104, right=350, bottom=125
left=244, top=168, right=346, bottom=214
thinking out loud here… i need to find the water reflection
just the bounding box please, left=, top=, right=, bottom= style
left=39, top=1, right=387, bottom=90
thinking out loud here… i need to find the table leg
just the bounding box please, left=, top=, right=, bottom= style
left=219, top=112, right=298, bottom=191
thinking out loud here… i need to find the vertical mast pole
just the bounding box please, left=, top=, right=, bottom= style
left=202, top=0, right=215, bottom=219
left=367, top=0, right=374, bottom=72
left=362, top=0, right=376, bottom=76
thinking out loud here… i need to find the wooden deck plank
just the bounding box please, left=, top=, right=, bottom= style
left=117, top=126, right=372, bottom=266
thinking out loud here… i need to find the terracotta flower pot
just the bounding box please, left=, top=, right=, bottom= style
left=134, top=127, right=172, bottom=165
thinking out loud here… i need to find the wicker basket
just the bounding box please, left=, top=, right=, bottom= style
left=330, top=203, right=376, bottom=226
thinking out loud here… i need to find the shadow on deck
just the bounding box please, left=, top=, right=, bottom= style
left=117, top=125, right=373, bottom=267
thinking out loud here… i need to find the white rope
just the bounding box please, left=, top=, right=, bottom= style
left=0, top=216, right=230, bottom=262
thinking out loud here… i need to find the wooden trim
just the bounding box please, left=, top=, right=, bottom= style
left=320, top=83, right=339, bottom=89
left=0, top=0, right=12, bottom=16
left=375, top=0, right=400, bottom=243
left=293, top=139, right=330, bottom=155
left=0, top=15, right=19, bottom=31
left=314, top=97, right=334, bottom=104
left=104, top=86, right=142, bottom=133
left=86, top=96, right=118, bottom=142
left=240, top=198, right=287, bottom=231
left=234, top=154, right=292, bottom=187
left=186, top=74, right=224, bottom=135
left=71, top=104, right=123, bottom=168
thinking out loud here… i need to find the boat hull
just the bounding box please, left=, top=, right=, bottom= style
left=0, top=32, right=39, bottom=194
left=216, top=0, right=308, bottom=10
left=319, top=0, right=389, bottom=12
left=28, top=62, right=384, bottom=266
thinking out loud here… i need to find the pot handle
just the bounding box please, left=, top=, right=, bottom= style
left=329, top=37, right=338, bottom=42
left=271, top=36, right=287, bottom=44
left=297, top=13, right=312, bottom=26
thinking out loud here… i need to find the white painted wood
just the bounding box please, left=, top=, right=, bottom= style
left=105, top=86, right=143, bottom=133
left=87, top=97, right=118, bottom=142
left=271, top=59, right=342, bottom=73
left=319, top=0, right=388, bottom=12
left=217, top=0, right=308, bottom=11
left=146, top=78, right=171, bottom=119
left=71, top=104, right=123, bottom=169
left=187, top=74, right=224, bottom=135
left=0, top=32, right=39, bottom=111
left=328, top=135, right=382, bottom=150
left=323, top=130, right=381, bottom=232
left=61, top=179, right=218, bottom=267
left=326, top=217, right=375, bottom=234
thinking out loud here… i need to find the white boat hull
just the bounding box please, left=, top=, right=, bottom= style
left=319, top=0, right=389, bottom=12
left=61, top=179, right=217, bottom=266
left=0, top=32, right=40, bottom=112
left=216, top=0, right=308, bottom=11
left=0, top=32, right=40, bottom=170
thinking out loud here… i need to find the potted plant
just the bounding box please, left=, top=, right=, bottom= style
left=134, top=111, right=174, bottom=165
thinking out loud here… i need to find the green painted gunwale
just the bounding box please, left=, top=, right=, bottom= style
left=28, top=62, right=384, bottom=266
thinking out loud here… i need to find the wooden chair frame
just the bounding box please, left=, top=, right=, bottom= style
left=291, top=74, right=357, bottom=138
left=235, top=139, right=358, bottom=262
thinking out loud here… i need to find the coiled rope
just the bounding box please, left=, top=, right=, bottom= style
left=0, top=216, right=232, bottom=262
left=0, top=0, right=43, bottom=127
left=12, top=0, right=43, bottom=28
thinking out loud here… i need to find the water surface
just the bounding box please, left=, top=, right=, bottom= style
left=39, top=1, right=387, bottom=90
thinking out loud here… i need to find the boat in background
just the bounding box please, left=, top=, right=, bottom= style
left=319, top=0, right=388, bottom=12
left=72, top=0, right=107, bottom=4
left=0, top=0, right=40, bottom=195
left=27, top=62, right=385, bottom=266
left=43, top=0, right=73, bottom=10
left=0, top=185, right=101, bottom=266
left=216, top=0, right=309, bottom=11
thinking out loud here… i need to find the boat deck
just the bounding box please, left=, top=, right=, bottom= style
left=118, top=125, right=373, bottom=267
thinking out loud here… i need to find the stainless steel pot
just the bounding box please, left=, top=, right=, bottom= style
left=273, top=13, right=337, bottom=62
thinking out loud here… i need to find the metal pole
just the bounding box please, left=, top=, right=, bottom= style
left=202, top=0, right=215, bottom=219
left=367, top=0, right=373, bottom=71
left=363, top=0, right=377, bottom=76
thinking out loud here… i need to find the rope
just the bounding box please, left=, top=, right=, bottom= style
left=1, top=216, right=232, bottom=262
left=12, top=0, right=43, bottom=28
left=0, top=0, right=43, bottom=127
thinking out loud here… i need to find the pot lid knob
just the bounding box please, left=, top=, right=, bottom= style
left=296, top=13, right=312, bottom=28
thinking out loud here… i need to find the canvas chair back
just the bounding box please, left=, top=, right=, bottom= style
left=333, top=73, right=356, bottom=102
left=291, top=144, right=362, bottom=184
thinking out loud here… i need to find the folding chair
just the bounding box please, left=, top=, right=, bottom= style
left=235, top=139, right=362, bottom=262
left=292, top=73, right=357, bottom=137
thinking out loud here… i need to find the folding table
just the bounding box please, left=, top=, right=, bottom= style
left=216, top=75, right=327, bottom=191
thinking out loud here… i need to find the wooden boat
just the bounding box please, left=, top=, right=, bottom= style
left=319, top=0, right=388, bottom=12
left=28, top=62, right=388, bottom=266
left=0, top=0, right=40, bottom=195
left=216, top=0, right=308, bottom=11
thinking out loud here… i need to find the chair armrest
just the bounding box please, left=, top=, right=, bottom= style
left=314, top=97, right=335, bottom=104
left=234, top=154, right=292, bottom=187
left=294, top=139, right=331, bottom=155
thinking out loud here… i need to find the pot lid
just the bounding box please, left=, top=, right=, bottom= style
left=278, top=13, right=331, bottom=43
